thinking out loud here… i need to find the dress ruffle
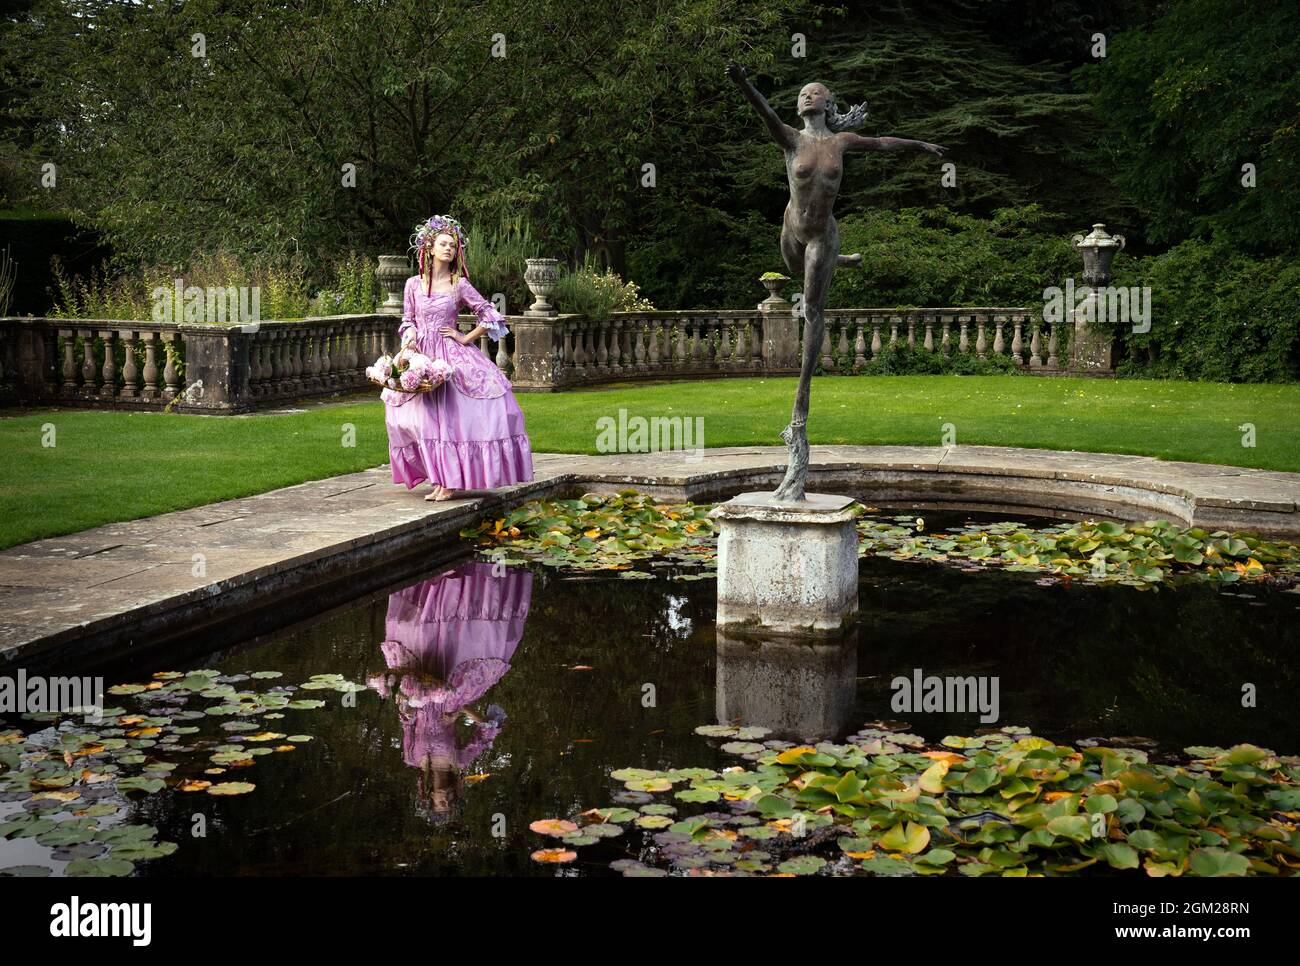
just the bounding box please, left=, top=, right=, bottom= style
left=389, top=433, right=534, bottom=490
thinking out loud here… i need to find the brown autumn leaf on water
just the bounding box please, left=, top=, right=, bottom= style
left=79, top=770, right=113, bottom=784
left=844, top=850, right=875, bottom=860
left=573, top=738, right=594, bottom=744
left=245, top=732, right=286, bottom=742
left=921, top=751, right=967, bottom=765
left=273, top=745, right=295, bottom=752
left=464, top=773, right=491, bottom=784
left=178, top=780, right=212, bottom=792
left=119, top=715, right=146, bottom=726
left=569, top=665, right=594, bottom=671
left=531, top=848, right=577, bottom=864
left=125, top=727, right=162, bottom=738
left=204, top=768, right=226, bottom=775
left=1044, top=791, right=1074, bottom=802
left=647, top=729, right=665, bottom=736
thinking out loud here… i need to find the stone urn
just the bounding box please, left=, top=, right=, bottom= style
left=376, top=255, right=410, bottom=315
left=759, top=273, right=790, bottom=305
left=524, top=257, right=560, bottom=316
left=1069, top=224, right=1125, bottom=374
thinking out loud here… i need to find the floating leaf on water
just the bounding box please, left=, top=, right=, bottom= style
left=66, top=857, right=135, bottom=877
left=530, top=848, right=577, bottom=864
left=777, top=855, right=826, bottom=875
left=206, top=782, right=256, bottom=796
left=0, top=865, right=51, bottom=876
left=529, top=819, right=579, bottom=837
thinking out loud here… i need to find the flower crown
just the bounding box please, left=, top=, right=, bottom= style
left=410, top=215, right=470, bottom=255
left=410, top=214, right=472, bottom=290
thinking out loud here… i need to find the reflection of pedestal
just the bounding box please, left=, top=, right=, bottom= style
left=715, top=628, right=858, bottom=741
left=709, top=492, right=858, bottom=635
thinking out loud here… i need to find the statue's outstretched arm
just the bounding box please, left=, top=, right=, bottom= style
left=841, top=132, right=947, bottom=156
left=726, top=62, right=797, bottom=150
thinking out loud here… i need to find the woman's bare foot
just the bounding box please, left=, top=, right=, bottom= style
left=425, top=484, right=449, bottom=501
left=433, top=486, right=456, bottom=502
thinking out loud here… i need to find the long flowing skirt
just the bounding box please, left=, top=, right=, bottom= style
left=385, top=335, right=533, bottom=490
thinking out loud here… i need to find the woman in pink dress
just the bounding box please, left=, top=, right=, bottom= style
left=384, top=214, right=534, bottom=501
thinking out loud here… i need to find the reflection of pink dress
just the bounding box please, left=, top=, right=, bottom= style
left=385, top=275, right=534, bottom=490
left=368, top=561, right=533, bottom=769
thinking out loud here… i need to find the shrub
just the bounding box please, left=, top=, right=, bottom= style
left=552, top=253, right=655, bottom=321
left=1114, top=237, right=1300, bottom=383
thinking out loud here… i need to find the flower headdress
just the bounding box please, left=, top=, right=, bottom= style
left=410, top=214, right=471, bottom=295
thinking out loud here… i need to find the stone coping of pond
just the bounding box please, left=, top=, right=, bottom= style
left=1, top=444, right=1298, bottom=667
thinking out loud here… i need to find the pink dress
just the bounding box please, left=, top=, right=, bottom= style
left=384, top=274, right=534, bottom=490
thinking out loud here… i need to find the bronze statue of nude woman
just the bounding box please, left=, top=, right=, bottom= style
left=725, top=63, right=946, bottom=501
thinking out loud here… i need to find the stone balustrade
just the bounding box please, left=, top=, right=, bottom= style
left=0, top=314, right=512, bottom=413
left=509, top=305, right=1064, bottom=391
left=0, top=303, right=1064, bottom=411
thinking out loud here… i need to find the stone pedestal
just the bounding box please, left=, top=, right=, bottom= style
left=1069, top=289, right=1115, bottom=374
left=759, top=298, right=799, bottom=371
left=715, top=627, right=857, bottom=741
left=708, top=492, right=859, bottom=635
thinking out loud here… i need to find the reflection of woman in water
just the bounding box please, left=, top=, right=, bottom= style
left=368, top=560, right=532, bottom=823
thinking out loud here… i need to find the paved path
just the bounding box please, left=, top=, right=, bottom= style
left=3, top=445, right=1298, bottom=661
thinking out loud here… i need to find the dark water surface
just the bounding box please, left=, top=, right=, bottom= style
left=4, top=509, right=1298, bottom=876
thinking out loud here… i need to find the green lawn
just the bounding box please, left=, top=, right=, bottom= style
left=2, top=375, right=1297, bottom=550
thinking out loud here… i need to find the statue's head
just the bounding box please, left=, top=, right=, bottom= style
left=799, top=82, right=869, bottom=132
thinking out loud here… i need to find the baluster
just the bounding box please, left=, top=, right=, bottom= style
left=1011, top=315, right=1024, bottom=366
left=870, top=318, right=882, bottom=358
left=594, top=320, right=608, bottom=372
left=993, top=315, right=1005, bottom=356
left=941, top=316, right=952, bottom=354
left=271, top=331, right=287, bottom=396
left=889, top=316, right=900, bottom=348
left=851, top=320, right=866, bottom=372
left=1047, top=321, right=1059, bottom=369
left=671, top=319, right=684, bottom=368
left=246, top=332, right=263, bottom=396
left=315, top=326, right=330, bottom=387
left=78, top=328, right=96, bottom=396
left=836, top=318, right=850, bottom=365
left=119, top=329, right=139, bottom=397
left=686, top=319, right=699, bottom=366
left=647, top=319, right=660, bottom=369
left=633, top=321, right=647, bottom=371
left=975, top=315, right=987, bottom=358
left=98, top=329, right=118, bottom=399
left=142, top=332, right=161, bottom=398
left=958, top=315, right=969, bottom=353
left=718, top=319, right=732, bottom=368
left=573, top=322, right=588, bottom=370
left=60, top=329, right=77, bottom=393
left=1030, top=320, right=1043, bottom=368
left=819, top=320, right=833, bottom=370
left=906, top=317, right=916, bottom=349
left=162, top=332, right=180, bottom=400
left=562, top=322, right=575, bottom=373
left=749, top=318, right=763, bottom=368
left=495, top=324, right=511, bottom=372
left=923, top=315, right=934, bottom=352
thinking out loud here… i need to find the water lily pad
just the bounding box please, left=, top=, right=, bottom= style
left=206, top=782, right=256, bottom=796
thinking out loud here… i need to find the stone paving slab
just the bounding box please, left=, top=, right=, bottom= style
left=2, top=445, right=1298, bottom=663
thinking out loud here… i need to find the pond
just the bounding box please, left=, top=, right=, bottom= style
left=2, top=508, right=1298, bottom=877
